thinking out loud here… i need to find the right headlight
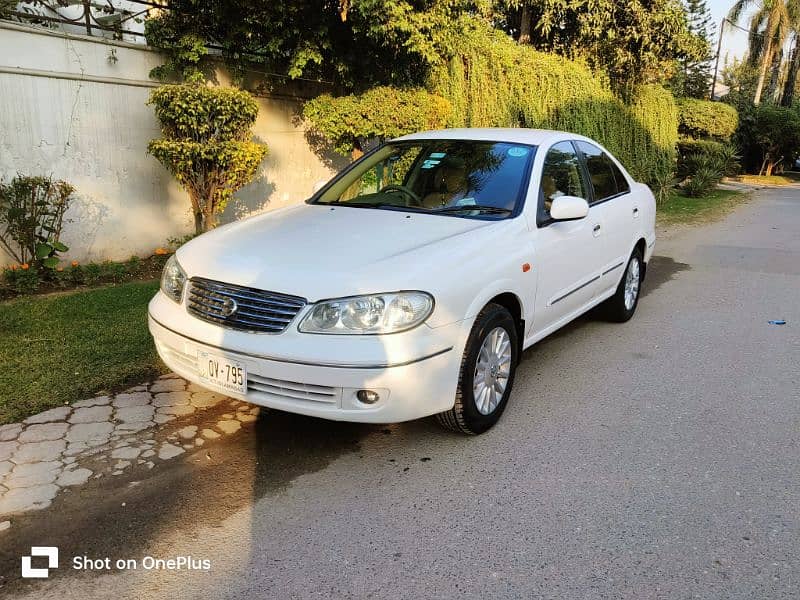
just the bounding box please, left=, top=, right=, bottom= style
left=160, top=254, right=186, bottom=303
left=299, top=291, right=434, bottom=335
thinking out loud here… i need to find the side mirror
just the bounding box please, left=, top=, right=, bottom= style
left=550, top=195, right=589, bottom=221
left=312, top=180, right=327, bottom=194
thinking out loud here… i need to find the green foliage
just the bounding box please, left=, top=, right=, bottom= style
left=302, top=87, right=452, bottom=157
left=735, top=103, right=800, bottom=175
left=145, top=15, right=208, bottom=83
left=0, top=175, right=73, bottom=269
left=147, top=85, right=268, bottom=233
left=677, top=140, right=740, bottom=179
left=428, top=27, right=679, bottom=187
left=142, top=0, right=466, bottom=87
left=669, top=0, right=715, bottom=98
left=167, top=232, right=198, bottom=250
left=497, top=0, right=707, bottom=89
left=1, top=254, right=171, bottom=299
left=683, top=164, right=723, bottom=197
left=148, top=85, right=261, bottom=141
left=2, top=265, right=41, bottom=294
left=677, top=99, right=739, bottom=140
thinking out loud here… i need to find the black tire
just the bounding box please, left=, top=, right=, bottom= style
left=436, top=303, right=519, bottom=435
left=602, top=248, right=644, bottom=323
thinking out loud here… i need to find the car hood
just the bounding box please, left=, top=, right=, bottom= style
left=176, top=204, right=497, bottom=301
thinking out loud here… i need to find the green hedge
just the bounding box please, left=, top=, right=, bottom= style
left=677, top=98, right=738, bottom=141
left=302, top=87, right=452, bottom=157
left=303, top=27, right=679, bottom=188
left=427, top=27, right=678, bottom=187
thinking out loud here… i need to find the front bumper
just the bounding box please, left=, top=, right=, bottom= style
left=148, top=292, right=467, bottom=423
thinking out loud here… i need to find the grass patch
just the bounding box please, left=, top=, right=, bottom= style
left=658, top=188, right=747, bottom=226
left=0, top=280, right=166, bottom=425
left=732, top=173, right=800, bottom=186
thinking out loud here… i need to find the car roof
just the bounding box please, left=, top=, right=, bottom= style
left=392, top=128, right=590, bottom=147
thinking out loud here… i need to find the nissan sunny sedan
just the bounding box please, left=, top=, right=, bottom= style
left=148, top=128, right=656, bottom=434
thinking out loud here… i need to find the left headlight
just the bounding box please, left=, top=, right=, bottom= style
left=160, top=254, right=186, bottom=303
left=299, top=291, right=434, bottom=335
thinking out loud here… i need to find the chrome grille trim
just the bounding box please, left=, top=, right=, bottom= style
left=187, top=277, right=306, bottom=333
left=248, top=374, right=340, bottom=405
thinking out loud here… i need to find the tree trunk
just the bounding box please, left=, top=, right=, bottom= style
left=781, top=40, right=800, bottom=106
left=519, top=5, right=531, bottom=44
left=754, top=15, right=775, bottom=105
left=193, top=212, right=203, bottom=235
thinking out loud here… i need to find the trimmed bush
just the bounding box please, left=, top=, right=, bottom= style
left=677, top=98, right=738, bottom=141
left=302, top=87, right=452, bottom=159
left=427, top=27, right=678, bottom=188
left=147, top=85, right=268, bottom=233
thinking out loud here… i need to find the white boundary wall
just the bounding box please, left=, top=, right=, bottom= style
left=0, top=22, right=343, bottom=265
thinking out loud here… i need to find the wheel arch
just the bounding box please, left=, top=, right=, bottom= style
left=634, top=237, right=647, bottom=280
left=484, top=292, right=525, bottom=353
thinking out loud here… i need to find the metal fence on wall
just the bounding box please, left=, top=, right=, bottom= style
left=5, top=0, right=165, bottom=43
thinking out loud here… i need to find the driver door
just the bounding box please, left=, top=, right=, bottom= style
left=531, top=141, right=607, bottom=335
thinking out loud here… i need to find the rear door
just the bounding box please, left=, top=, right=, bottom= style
left=575, top=141, right=635, bottom=295
left=531, top=141, right=607, bottom=334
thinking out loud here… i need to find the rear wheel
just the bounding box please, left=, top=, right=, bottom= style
left=602, top=248, right=643, bottom=322
left=436, top=303, right=519, bottom=435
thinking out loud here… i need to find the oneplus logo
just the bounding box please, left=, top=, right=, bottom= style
left=21, top=546, right=58, bottom=578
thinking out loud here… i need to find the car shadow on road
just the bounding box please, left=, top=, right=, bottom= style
left=0, top=408, right=394, bottom=593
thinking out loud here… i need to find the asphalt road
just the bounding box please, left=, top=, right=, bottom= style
left=2, top=187, right=798, bottom=599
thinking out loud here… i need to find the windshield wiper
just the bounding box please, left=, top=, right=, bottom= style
left=433, top=205, right=512, bottom=215
left=330, top=201, right=427, bottom=213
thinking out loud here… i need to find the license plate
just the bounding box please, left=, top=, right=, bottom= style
left=197, top=350, right=247, bottom=395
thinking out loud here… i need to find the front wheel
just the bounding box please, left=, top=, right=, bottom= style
left=602, top=249, right=643, bottom=322
left=436, top=303, right=519, bottom=435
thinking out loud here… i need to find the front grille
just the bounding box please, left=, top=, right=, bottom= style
left=187, top=277, right=306, bottom=333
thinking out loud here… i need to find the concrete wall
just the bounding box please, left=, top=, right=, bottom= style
left=0, top=22, right=345, bottom=265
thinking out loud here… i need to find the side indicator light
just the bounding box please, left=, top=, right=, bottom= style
left=522, top=263, right=531, bottom=273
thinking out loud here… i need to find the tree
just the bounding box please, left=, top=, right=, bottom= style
left=738, top=104, right=800, bottom=174
left=144, top=1, right=490, bottom=90
left=728, top=0, right=800, bottom=105
left=147, top=85, right=268, bottom=234
left=672, top=0, right=715, bottom=98
left=495, top=0, right=707, bottom=89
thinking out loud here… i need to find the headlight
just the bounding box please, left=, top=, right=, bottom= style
left=160, top=254, right=186, bottom=303
left=299, top=292, right=434, bottom=335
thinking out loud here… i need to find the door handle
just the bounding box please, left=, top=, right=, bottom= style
left=633, top=207, right=639, bottom=217
left=592, top=223, right=601, bottom=236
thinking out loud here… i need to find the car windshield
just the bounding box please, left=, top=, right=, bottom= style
left=311, top=140, right=536, bottom=218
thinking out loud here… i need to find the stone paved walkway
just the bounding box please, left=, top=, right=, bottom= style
left=0, top=374, right=257, bottom=517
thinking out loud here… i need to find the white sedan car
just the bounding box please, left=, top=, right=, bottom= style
left=149, top=128, right=655, bottom=434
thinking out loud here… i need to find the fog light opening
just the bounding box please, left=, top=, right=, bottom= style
left=356, top=389, right=380, bottom=405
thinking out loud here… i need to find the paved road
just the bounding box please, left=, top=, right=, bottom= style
left=2, top=188, right=799, bottom=599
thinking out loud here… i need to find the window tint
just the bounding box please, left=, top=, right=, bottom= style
left=539, top=141, right=588, bottom=219
left=316, top=141, right=535, bottom=218
left=577, top=142, right=629, bottom=201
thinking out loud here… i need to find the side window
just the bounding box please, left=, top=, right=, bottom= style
left=576, top=142, right=629, bottom=201
left=539, top=141, right=589, bottom=220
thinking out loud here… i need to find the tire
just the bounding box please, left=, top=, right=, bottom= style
left=436, top=303, right=519, bottom=435
left=602, top=248, right=644, bottom=323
